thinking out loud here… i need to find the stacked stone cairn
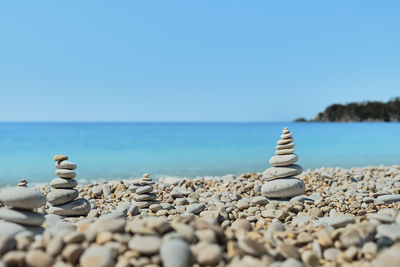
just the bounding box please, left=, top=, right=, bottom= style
left=18, top=179, right=28, bottom=187
left=261, top=127, right=305, bottom=199
left=0, top=186, right=46, bottom=234
left=133, top=173, right=159, bottom=210
left=47, top=155, right=90, bottom=216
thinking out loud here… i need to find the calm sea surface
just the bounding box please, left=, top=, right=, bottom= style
left=0, top=122, right=399, bottom=186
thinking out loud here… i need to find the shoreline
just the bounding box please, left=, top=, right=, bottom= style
left=0, top=165, right=400, bottom=266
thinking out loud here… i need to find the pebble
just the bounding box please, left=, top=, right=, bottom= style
left=80, top=245, right=115, bottom=267
left=251, top=196, right=268, bottom=205
left=323, top=247, right=341, bottom=261
left=261, top=178, right=305, bottom=198
left=25, top=250, right=53, bottom=267
left=377, top=224, right=400, bottom=241
left=196, top=243, right=222, bottom=266
left=102, top=184, right=111, bottom=197
left=160, top=238, right=191, bottom=267
left=0, top=187, right=46, bottom=210
left=136, top=185, right=154, bottom=194
left=373, top=247, right=400, bottom=267
left=186, top=203, right=206, bottom=214
left=376, top=194, right=400, bottom=204
left=0, top=221, right=28, bottom=237
left=315, top=215, right=355, bottom=228
left=367, top=213, right=395, bottom=223
left=129, top=235, right=161, bottom=255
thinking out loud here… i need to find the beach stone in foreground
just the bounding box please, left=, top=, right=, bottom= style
left=0, top=221, right=26, bottom=237
left=160, top=238, right=191, bottom=267
left=261, top=178, right=305, bottom=198
left=50, top=178, right=78, bottom=189
left=269, top=154, right=298, bottom=167
left=47, top=189, right=79, bottom=206
left=129, top=235, right=161, bottom=255
left=0, top=208, right=45, bottom=226
left=49, top=198, right=91, bottom=216
left=80, top=245, right=114, bottom=267
left=0, top=187, right=46, bottom=210
left=262, top=164, right=303, bottom=180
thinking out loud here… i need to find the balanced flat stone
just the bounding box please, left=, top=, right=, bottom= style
left=53, top=155, right=68, bottom=161
left=136, top=185, right=154, bottom=194
left=262, top=164, right=303, bottom=180
left=283, top=129, right=290, bottom=134
left=55, top=161, right=77, bottom=170
left=275, top=149, right=295, bottom=155
left=261, top=178, right=305, bottom=199
left=50, top=178, right=78, bottom=189
left=47, top=189, right=79, bottom=206
left=49, top=198, right=91, bottom=216
left=135, top=193, right=157, bottom=201
left=277, top=138, right=294, bottom=145
left=281, top=133, right=293, bottom=139
left=0, top=207, right=45, bottom=226
left=269, top=154, right=298, bottom=166
left=55, top=169, right=76, bottom=179
left=0, top=187, right=46, bottom=210
left=276, top=143, right=295, bottom=150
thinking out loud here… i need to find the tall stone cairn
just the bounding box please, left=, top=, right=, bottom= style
left=261, top=128, right=305, bottom=199
left=133, top=173, right=159, bottom=211
left=47, top=155, right=90, bottom=216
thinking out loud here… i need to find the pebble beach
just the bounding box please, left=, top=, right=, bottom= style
left=0, top=130, right=400, bottom=267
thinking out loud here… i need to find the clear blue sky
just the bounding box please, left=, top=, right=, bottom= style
left=0, top=1, right=399, bottom=122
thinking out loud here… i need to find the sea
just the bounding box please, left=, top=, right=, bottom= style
left=0, top=122, right=399, bottom=186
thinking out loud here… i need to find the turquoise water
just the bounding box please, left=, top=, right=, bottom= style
left=0, top=122, right=399, bottom=186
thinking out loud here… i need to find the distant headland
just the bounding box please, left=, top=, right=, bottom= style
left=295, top=97, right=400, bottom=122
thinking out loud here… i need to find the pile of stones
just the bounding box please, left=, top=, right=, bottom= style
left=47, top=155, right=90, bottom=216
left=0, top=187, right=46, bottom=236
left=261, top=127, right=305, bottom=199
left=18, top=179, right=27, bottom=187
left=132, top=174, right=159, bottom=210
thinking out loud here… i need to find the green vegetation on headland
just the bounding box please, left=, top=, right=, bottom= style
left=294, top=97, right=400, bottom=122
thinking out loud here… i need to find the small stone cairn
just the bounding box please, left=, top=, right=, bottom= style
left=261, top=127, right=305, bottom=199
left=133, top=173, right=159, bottom=210
left=0, top=187, right=46, bottom=231
left=18, top=179, right=28, bottom=187
left=47, top=155, right=90, bottom=216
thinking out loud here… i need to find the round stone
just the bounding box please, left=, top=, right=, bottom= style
left=277, top=138, right=294, bottom=145
left=129, top=235, right=161, bottom=255
left=50, top=178, right=78, bottom=189
left=47, top=189, right=78, bottom=206
left=25, top=250, right=53, bottom=267
left=160, top=238, right=191, bottom=267
left=262, top=164, right=303, bottom=180
left=55, top=169, right=76, bottom=179
left=49, top=198, right=91, bottom=216
left=275, top=149, right=295, bottom=155
left=283, top=129, right=290, bottom=134
left=80, top=245, right=114, bottom=267
left=55, top=161, right=77, bottom=170
left=261, top=178, right=305, bottom=199
left=0, top=208, right=45, bottom=226
left=281, top=133, right=293, bottom=139
left=269, top=154, right=298, bottom=166
left=53, top=155, right=68, bottom=162
left=276, top=143, right=295, bottom=150
left=0, top=187, right=46, bottom=210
